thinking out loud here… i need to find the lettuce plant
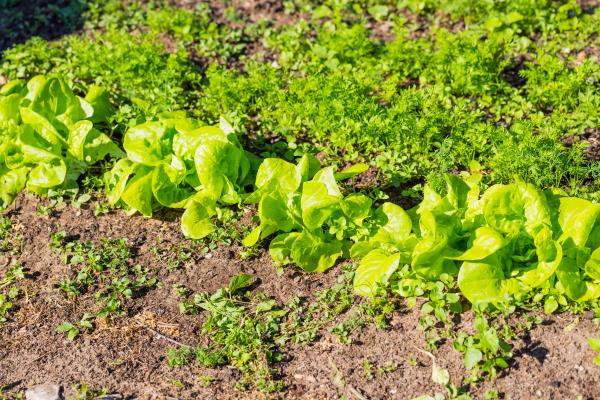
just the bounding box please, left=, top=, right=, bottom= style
left=104, top=115, right=256, bottom=238
left=3, top=77, right=599, bottom=309
left=242, top=156, right=369, bottom=272
left=0, top=76, right=122, bottom=211
left=353, top=171, right=600, bottom=304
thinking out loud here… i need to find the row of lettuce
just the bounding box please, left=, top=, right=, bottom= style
left=1, top=76, right=599, bottom=308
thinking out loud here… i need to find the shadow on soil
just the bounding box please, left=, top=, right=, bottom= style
left=514, top=332, right=550, bottom=365
left=0, top=0, right=85, bottom=53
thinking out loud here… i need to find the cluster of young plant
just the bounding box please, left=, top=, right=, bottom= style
left=242, top=155, right=370, bottom=271
left=84, top=1, right=266, bottom=64
left=172, top=268, right=380, bottom=392
left=0, top=75, right=260, bottom=238
left=237, top=160, right=600, bottom=314
left=0, top=75, right=122, bottom=212
left=452, top=314, right=513, bottom=381
left=172, top=274, right=286, bottom=392
left=0, top=263, right=25, bottom=327
left=0, top=216, right=25, bottom=328
left=51, top=232, right=157, bottom=339
left=0, top=216, right=21, bottom=254
left=149, top=239, right=196, bottom=272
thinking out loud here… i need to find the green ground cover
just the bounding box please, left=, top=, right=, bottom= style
left=2, top=0, right=599, bottom=194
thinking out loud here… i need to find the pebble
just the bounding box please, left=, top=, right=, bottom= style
left=25, top=384, right=62, bottom=400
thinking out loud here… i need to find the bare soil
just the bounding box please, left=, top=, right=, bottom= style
left=0, top=194, right=599, bottom=400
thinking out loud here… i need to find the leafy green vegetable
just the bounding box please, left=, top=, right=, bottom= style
left=2, top=75, right=599, bottom=310
left=0, top=76, right=122, bottom=210
left=351, top=173, right=600, bottom=305
left=105, top=116, right=252, bottom=238
left=244, top=155, right=369, bottom=272
left=354, top=250, right=400, bottom=297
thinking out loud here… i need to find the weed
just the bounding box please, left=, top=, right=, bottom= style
left=0, top=263, right=25, bottom=326
left=332, top=290, right=400, bottom=344
left=453, top=316, right=512, bottom=381
left=0, top=217, right=22, bottom=255
left=197, top=374, right=214, bottom=388
left=589, top=337, right=600, bottom=366
left=70, top=383, right=108, bottom=400
left=52, top=234, right=157, bottom=337
left=362, top=359, right=374, bottom=380
left=56, top=313, right=94, bottom=341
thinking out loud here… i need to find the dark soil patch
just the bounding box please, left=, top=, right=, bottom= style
left=369, top=21, right=396, bottom=42
left=584, top=128, right=600, bottom=160
left=1, top=195, right=599, bottom=399
left=578, top=0, right=600, bottom=13
left=562, top=127, right=600, bottom=161
left=501, top=55, right=530, bottom=88
left=0, top=0, right=84, bottom=53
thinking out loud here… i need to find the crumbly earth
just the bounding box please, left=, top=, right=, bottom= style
left=0, top=194, right=599, bottom=400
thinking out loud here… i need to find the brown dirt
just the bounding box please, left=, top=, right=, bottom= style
left=1, top=194, right=599, bottom=399
left=562, top=127, right=600, bottom=161
left=368, top=21, right=396, bottom=43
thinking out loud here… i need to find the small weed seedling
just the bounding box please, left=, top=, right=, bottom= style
left=589, top=338, right=600, bottom=366
left=0, top=263, right=25, bottom=326
left=52, top=233, right=157, bottom=339
left=453, top=316, right=512, bottom=381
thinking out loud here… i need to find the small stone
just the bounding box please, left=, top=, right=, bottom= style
left=293, top=374, right=316, bottom=383
left=25, top=384, right=62, bottom=400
